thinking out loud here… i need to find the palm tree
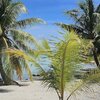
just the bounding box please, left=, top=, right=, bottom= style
left=0, top=0, right=44, bottom=85
left=56, top=0, right=100, bottom=69
left=41, top=31, right=82, bottom=100
left=57, top=0, right=100, bottom=39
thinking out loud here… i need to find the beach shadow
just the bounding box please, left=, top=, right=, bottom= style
left=0, top=89, right=13, bottom=93
left=19, top=84, right=30, bottom=86
left=0, top=83, right=29, bottom=87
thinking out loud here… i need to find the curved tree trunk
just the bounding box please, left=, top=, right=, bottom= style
left=0, top=37, right=20, bottom=86
left=0, top=58, right=11, bottom=85
left=92, top=47, right=100, bottom=69
left=0, top=60, right=20, bottom=85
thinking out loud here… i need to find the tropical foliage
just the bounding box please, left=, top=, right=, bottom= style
left=0, top=0, right=44, bottom=85
left=56, top=0, right=100, bottom=69
left=57, top=0, right=100, bottom=39
left=41, top=31, right=82, bottom=100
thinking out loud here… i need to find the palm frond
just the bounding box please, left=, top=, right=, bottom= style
left=0, top=1, right=27, bottom=27
left=10, top=56, right=23, bottom=80
left=1, top=48, right=44, bottom=71
left=1, top=48, right=34, bottom=62
left=5, top=2, right=27, bottom=15
left=12, top=18, right=45, bottom=28
left=79, top=2, right=88, bottom=14
left=95, top=4, right=100, bottom=13
left=19, top=59, right=33, bottom=81
left=0, top=47, right=46, bottom=80
left=41, top=31, right=82, bottom=100
left=65, top=9, right=79, bottom=21
left=41, top=39, right=51, bottom=50
left=9, top=29, right=41, bottom=49
left=55, top=23, right=84, bottom=34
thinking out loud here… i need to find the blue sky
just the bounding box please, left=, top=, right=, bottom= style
left=20, top=0, right=100, bottom=39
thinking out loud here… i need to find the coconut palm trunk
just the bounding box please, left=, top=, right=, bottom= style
left=93, top=47, right=100, bottom=69
left=0, top=37, right=10, bottom=84
left=0, top=37, right=20, bottom=85
left=0, top=58, right=11, bottom=85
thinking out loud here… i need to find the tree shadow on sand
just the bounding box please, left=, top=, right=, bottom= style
left=0, top=89, right=13, bottom=93
left=0, top=83, right=30, bottom=93
left=0, top=80, right=30, bottom=87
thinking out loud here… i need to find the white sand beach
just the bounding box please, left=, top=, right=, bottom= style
left=0, top=80, right=100, bottom=100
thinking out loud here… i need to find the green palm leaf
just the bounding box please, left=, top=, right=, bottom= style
left=41, top=31, right=82, bottom=100
left=10, top=29, right=41, bottom=48
left=12, top=18, right=45, bottom=28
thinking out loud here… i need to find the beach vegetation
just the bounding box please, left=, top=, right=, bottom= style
left=41, top=31, right=82, bottom=100
left=0, top=0, right=44, bottom=85
left=56, top=0, right=100, bottom=69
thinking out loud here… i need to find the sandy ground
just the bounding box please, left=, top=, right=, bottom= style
left=0, top=80, right=100, bottom=100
